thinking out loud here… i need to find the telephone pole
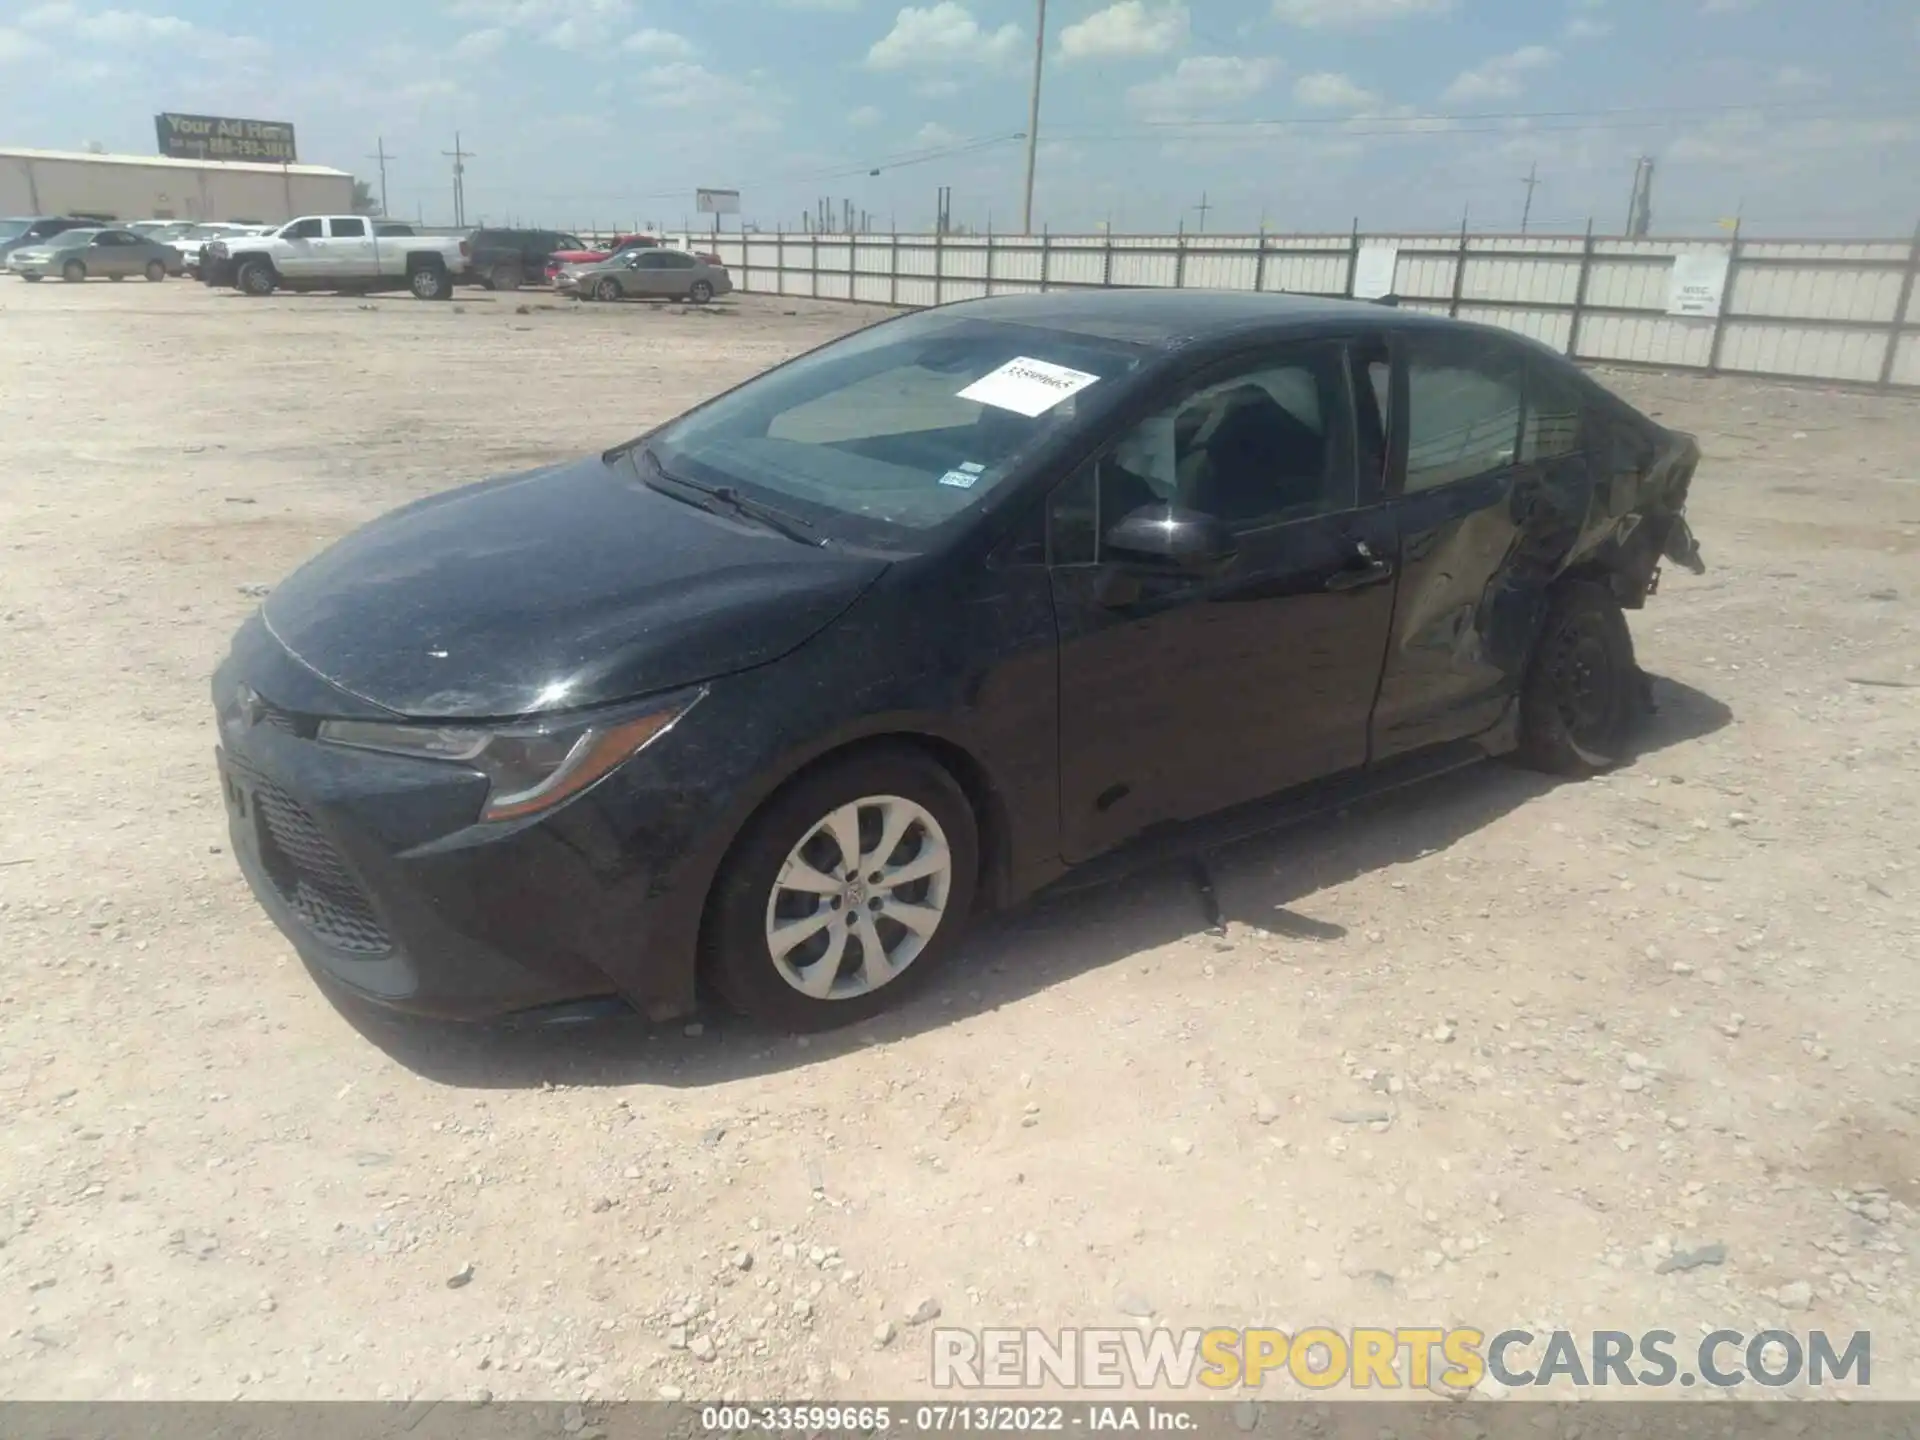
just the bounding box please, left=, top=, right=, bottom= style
left=442, top=131, right=474, bottom=228
left=1192, top=191, right=1212, bottom=233
left=1019, top=0, right=1047, bottom=234
left=1519, top=161, right=1541, bottom=234
left=365, top=138, right=395, bottom=217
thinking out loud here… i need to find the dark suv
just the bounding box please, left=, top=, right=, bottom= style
left=0, top=216, right=94, bottom=261
left=466, top=228, right=584, bottom=290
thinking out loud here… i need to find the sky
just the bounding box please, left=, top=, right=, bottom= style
left=2, top=0, right=1918, bottom=237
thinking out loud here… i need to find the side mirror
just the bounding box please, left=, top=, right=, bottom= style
left=1103, top=505, right=1236, bottom=574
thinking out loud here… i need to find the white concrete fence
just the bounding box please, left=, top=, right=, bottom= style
left=666, top=226, right=1920, bottom=392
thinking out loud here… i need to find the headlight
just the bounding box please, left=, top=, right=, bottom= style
left=316, top=691, right=700, bottom=823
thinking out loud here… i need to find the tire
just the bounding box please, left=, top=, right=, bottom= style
left=704, top=745, right=980, bottom=1032
left=22, top=274, right=42, bottom=283
left=109, top=274, right=125, bottom=282
left=491, top=262, right=523, bottom=291
left=594, top=277, right=621, bottom=303
left=144, top=261, right=166, bottom=282
left=61, top=261, right=86, bottom=283
left=688, top=280, right=714, bottom=304
left=1516, top=580, right=1640, bottom=776
left=409, top=263, right=452, bottom=301
left=237, top=260, right=276, bottom=296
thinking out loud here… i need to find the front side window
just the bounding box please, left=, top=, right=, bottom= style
left=648, top=312, right=1143, bottom=544
left=1403, top=337, right=1523, bottom=493
left=1090, top=346, right=1352, bottom=534
left=1523, top=360, right=1587, bottom=463
left=284, top=218, right=324, bottom=239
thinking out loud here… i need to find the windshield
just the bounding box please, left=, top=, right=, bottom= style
left=647, top=311, right=1145, bottom=544
left=0, top=220, right=36, bottom=243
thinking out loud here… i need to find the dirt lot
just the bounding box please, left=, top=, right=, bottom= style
left=1, top=279, right=1916, bottom=1405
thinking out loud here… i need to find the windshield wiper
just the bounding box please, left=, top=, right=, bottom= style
left=636, top=449, right=822, bottom=547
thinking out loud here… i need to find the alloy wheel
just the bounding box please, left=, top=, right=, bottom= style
left=763, top=795, right=952, bottom=1002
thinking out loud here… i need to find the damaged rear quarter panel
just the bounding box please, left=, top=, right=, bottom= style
left=1372, top=333, right=1702, bottom=762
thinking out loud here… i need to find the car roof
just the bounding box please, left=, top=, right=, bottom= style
left=935, top=288, right=1465, bottom=346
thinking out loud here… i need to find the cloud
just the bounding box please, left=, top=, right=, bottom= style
left=1293, top=71, right=1381, bottom=109
left=866, top=3, right=1021, bottom=69
left=631, top=60, right=784, bottom=131
left=848, top=104, right=883, bottom=125
left=623, top=27, right=695, bottom=59
left=444, top=0, right=631, bottom=50
left=1060, top=1, right=1188, bottom=60
left=915, top=121, right=959, bottom=146
left=1563, top=16, right=1610, bottom=38
left=453, top=26, right=507, bottom=58
left=1700, top=0, right=1753, bottom=11
left=17, top=5, right=266, bottom=64
left=778, top=0, right=860, bottom=7
left=0, top=26, right=46, bottom=61
left=1772, top=64, right=1824, bottom=90
left=1441, top=44, right=1557, bottom=102
left=1127, top=54, right=1276, bottom=120
left=916, top=77, right=962, bottom=97
left=1272, top=0, right=1451, bottom=28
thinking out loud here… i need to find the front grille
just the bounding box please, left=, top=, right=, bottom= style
left=250, top=778, right=393, bottom=955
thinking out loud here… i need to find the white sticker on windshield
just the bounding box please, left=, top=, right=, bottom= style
left=938, top=469, right=980, bottom=489
left=958, top=357, right=1101, bottom=418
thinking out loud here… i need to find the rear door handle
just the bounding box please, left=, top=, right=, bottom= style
left=1325, top=558, right=1395, bottom=592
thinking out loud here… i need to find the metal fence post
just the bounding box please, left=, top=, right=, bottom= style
left=986, top=224, right=996, bottom=298
left=890, top=231, right=899, bottom=308
left=1254, top=226, right=1268, bottom=294
left=1345, top=218, right=1361, bottom=298
left=1102, top=228, right=1113, bottom=287
left=848, top=226, right=857, bottom=302
left=1040, top=225, right=1051, bottom=294
left=1878, top=217, right=1920, bottom=390
left=774, top=225, right=783, bottom=298
left=934, top=224, right=944, bottom=307
left=1174, top=220, right=1187, bottom=290
left=1705, top=220, right=1741, bottom=376
left=1448, top=217, right=1468, bottom=318
left=1568, top=219, right=1596, bottom=360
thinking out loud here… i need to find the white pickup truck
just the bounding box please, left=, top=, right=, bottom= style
left=209, top=216, right=472, bottom=300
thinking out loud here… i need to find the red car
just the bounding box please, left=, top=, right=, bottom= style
left=544, top=233, right=722, bottom=283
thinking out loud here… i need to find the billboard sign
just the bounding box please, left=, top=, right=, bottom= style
left=155, top=113, right=299, bottom=164
left=696, top=188, right=741, bottom=215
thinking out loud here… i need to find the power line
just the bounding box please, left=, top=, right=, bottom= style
left=1050, top=98, right=1915, bottom=136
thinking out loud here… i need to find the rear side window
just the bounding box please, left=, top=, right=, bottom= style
left=1403, top=337, right=1523, bottom=493
left=1523, top=360, right=1586, bottom=463
left=329, top=217, right=369, bottom=238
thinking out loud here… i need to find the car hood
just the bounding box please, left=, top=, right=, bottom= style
left=260, top=452, right=889, bottom=720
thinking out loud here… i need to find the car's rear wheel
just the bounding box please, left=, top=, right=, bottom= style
left=144, top=260, right=167, bottom=282
left=1516, top=580, right=1639, bottom=775
left=409, top=263, right=452, bottom=301
left=491, top=262, right=522, bottom=290
left=594, top=277, right=621, bottom=303
left=688, top=280, right=714, bottom=304
left=237, top=260, right=275, bottom=296
left=705, top=746, right=979, bottom=1031
left=61, top=261, right=85, bottom=283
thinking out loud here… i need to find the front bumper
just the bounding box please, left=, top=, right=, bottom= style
left=210, top=620, right=752, bottom=1022
left=9, top=256, right=53, bottom=277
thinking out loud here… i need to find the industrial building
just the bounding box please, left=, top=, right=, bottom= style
left=0, top=147, right=355, bottom=224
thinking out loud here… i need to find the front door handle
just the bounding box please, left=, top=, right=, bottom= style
left=1325, top=558, right=1395, bottom=592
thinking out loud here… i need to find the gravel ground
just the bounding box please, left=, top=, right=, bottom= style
left=0, top=279, right=1915, bottom=1404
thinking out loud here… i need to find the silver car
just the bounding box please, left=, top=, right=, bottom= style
left=559, top=248, right=732, bottom=303
left=7, top=227, right=185, bottom=282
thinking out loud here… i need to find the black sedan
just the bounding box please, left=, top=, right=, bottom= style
left=212, top=291, right=1704, bottom=1031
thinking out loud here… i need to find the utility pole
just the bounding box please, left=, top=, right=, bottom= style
left=1020, top=0, right=1047, bottom=234
left=1193, top=191, right=1212, bottom=233
left=366, top=137, right=394, bottom=217
left=1519, top=161, right=1541, bottom=234
left=441, top=132, right=473, bottom=228
left=1625, top=155, right=1655, bottom=238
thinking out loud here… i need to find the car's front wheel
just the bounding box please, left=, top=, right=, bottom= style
left=144, top=260, right=167, bottom=282
left=705, top=746, right=979, bottom=1031
left=61, top=260, right=85, bottom=283
left=688, top=280, right=714, bottom=304
left=1516, top=579, right=1639, bottom=775
left=237, top=260, right=275, bottom=296
left=594, top=277, right=621, bottom=302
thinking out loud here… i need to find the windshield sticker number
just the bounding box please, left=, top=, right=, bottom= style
left=938, top=462, right=985, bottom=489
left=958, top=357, right=1101, bottom=418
